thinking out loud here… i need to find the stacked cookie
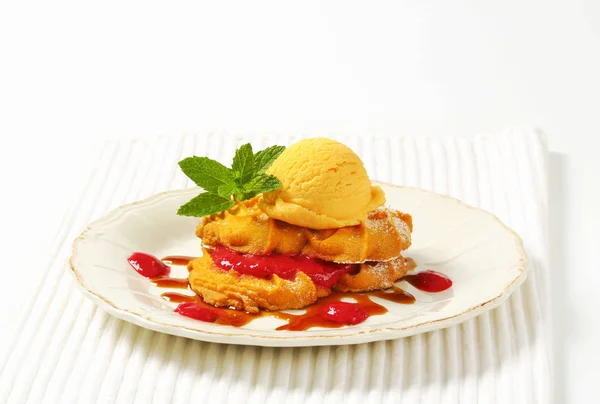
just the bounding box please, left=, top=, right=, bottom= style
left=188, top=198, right=412, bottom=313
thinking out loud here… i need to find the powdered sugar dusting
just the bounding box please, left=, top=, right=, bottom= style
left=366, top=206, right=412, bottom=245
left=365, top=206, right=392, bottom=233
left=370, top=261, right=392, bottom=284
left=392, top=216, right=411, bottom=243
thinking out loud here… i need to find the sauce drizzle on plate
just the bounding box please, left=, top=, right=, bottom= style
left=126, top=252, right=452, bottom=330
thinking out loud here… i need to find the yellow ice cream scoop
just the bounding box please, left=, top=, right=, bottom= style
left=258, top=138, right=385, bottom=229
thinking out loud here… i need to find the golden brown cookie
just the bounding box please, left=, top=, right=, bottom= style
left=197, top=199, right=412, bottom=263
left=334, top=256, right=408, bottom=292
left=188, top=249, right=410, bottom=313
left=187, top=252, right=322, bottom=313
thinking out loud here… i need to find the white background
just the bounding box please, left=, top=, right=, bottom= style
left=0, top=1, right=598, bottom=402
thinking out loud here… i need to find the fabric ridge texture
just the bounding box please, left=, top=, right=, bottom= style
left=0, top=131, right=551, bottom=404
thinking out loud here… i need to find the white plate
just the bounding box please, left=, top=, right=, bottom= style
left=69, top=183, right=527, bottom=347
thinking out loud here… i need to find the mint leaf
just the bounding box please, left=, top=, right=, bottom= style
left=254, top=145, right=285, bottom=174
left=177, top=143, right=285, bottom=217
left=176, top=192, right=235, bottom=217
left=178, top=156, right=234, bottom=194
left=246, top=174, right=281, bottom=193
left=231, top=143, right=254, bottom=184
left=236, top=174, right=282, bottom=201
left=217, top=183, right=239, bottom=198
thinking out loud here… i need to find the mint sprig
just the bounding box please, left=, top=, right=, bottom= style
left=235, top=174, right=282, bottom=201
left=177, top=156, right=234, bottom=194
left=231, top=143, right=255, bottom=184
left=254, top=145, right=286, bottom=174
left=177, top=143, right=285, bottom=217
left=177, top=193, right=235, bottom=217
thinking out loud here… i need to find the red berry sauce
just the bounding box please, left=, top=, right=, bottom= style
left=318, top=302, right=369, bottom=324
left=175, top=302, right=218, bottom=322
left=276, top=293, right=388, bottom=331
left=127, top=252, right=170, bottom=278
left=211, top=246, right=357, bottom=289
left=404, top=270, right=453, bottom=292
left=174, top=300, right=261, bottom=327
left=126, top=250, right=453, bottom=330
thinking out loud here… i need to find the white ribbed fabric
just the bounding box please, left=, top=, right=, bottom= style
left=0, top=131, right=551, bottom=404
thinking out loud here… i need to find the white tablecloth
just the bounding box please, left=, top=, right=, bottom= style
left=0, top=131, right=550, bottom=403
